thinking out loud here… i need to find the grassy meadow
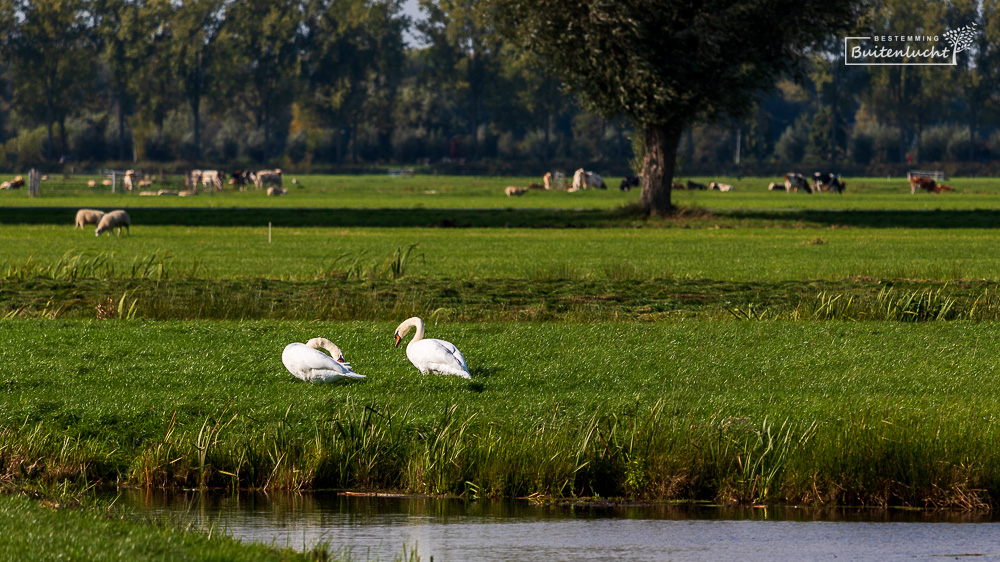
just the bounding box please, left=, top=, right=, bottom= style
left=4, top=173, right=1000, bottom=519
left=2, top=172, right=1000, bottom=211
left=5, top=319, right=1000, bottom=509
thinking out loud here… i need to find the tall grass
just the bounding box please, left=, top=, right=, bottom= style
left=726, top=286, right=1000, bottom=322
left=326, top=244, right=423, bottom=281
left=0, top=250, right=196, bottom=281
left=5, top=319, right=1000, bottom=507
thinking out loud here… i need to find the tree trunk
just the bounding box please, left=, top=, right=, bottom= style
left=191, top=97, right=201, bottom=161
left=118, top=93, right=128, bottom=161
left=639, top=121, right=683, bottom=216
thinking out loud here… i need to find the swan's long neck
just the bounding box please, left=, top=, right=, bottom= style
left=410, top=319, right=424, bottom=342
left=398, top=317, right=425, bottom=343
left=306, top=337, right=344, bottom=361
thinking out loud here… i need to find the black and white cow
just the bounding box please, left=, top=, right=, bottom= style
left=813, top=172, right=846, bottom=193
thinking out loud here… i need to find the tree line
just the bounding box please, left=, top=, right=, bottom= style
left=0, top=0, right=996, bottom=177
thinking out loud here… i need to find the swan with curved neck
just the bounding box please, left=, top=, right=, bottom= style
left=281, top=337, right=365, bottom=382
left=394, top=317, right=470, bottom=379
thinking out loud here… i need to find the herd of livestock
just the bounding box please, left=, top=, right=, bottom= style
left=506, top=170, right=956, bottom=196
left=122, top=168, right=288, bottom=196
left=0, top=169, right=956, bottom=197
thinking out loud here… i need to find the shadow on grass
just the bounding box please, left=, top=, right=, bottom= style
left=721, top=209, right=1000, bottom=229
left=5, top=206, right=998, bottom=228
left=465, top=381, right=487, bottom=393
left=0, top=207, right=629, bottom=228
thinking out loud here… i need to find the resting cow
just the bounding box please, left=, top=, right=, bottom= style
left=1, top=175, right=25, bottom=189
left=571, top=168, right=606, bottom=191
left=813, top=172, right=846, bottom=193
left=784, top=173, right=812, bottom=193
left=619, top=175, right=640, bottom=191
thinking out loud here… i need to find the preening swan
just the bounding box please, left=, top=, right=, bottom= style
left=393, top=317, right=471, bottom=379
left=281, top=337, right=365, bottom=383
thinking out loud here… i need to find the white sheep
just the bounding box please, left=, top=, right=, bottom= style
left=504, top=186, right=528, bottom=197
left=95, top=210, right=131, bottom=237
left=75, top=209, right=105, bottom=229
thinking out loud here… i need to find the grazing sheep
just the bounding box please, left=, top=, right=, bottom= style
left=178, top=189, right=197, bottom=197
left=138, top=179, right=153, bottom=188
left=710, top=182, right=734, bottom=192
left=87, top=180, right=97, bottom=187
left=505, top=186, right=528, bottom=197
left=95, top=210, right=131, bottom=237
left=267, top=186, right=288, bottom=196
left=74, top=209, right=105, bottom=229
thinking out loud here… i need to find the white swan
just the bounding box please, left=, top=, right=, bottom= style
left=393, top=317, right=471, bottom=379
left=281, top=337, right=365, bottom=382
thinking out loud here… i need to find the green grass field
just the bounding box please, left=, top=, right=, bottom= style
left=4, top=172, right=1000, bottom=551
left=2, top=173, right=999, bottom=210
left=3, top=319, right=1000, bottom=508
left=3, top=225, right=1000, bottom=281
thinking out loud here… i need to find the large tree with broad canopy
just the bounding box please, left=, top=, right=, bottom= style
left=485, top=0, right=867, bottom=215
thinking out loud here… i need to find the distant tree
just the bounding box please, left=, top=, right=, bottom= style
left=227, top=0, right=303, bottom=162
left=93, top=0, right=155, bottom=161
left=303, top=0, right=408, bottom=163
left=7, top=0, right=94, bottom=161
left=134, top=0, right=182, bottom=135
left=167, top=0, right=226, bottom=161
left=488, top=0, right=865, bottom=215
left=419, top=0, right=502, bottom=161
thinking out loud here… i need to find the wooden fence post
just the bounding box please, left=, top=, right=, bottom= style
left=28, top=169, right=40, bottom=197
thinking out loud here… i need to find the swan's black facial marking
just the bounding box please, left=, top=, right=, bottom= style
left=394, top=333, right=402, bottom=347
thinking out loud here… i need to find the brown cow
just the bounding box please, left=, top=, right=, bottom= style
left=909, top=175, right=939, bottom=194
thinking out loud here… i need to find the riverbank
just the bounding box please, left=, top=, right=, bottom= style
left=0, top=491, right=335, bottom=561
left=3, top=319, right=1000, bottom=509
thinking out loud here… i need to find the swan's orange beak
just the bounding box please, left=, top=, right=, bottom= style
left=337, top=355, right=345, bottom=363
left=394, top=332, right=402, bottom=347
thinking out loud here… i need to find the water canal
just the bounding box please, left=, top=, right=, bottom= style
left=119, top=491, right=1000, bottom=561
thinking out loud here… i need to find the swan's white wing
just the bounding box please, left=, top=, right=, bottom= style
left=282, top=343, right=365, bottom=382
left=407, top=338, right=470, bottom=378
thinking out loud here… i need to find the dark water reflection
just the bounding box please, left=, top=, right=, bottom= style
left=119, top=490, right=1000, bottom=561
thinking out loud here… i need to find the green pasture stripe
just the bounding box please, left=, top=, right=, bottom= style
left=3, top=319, right=1000, bottom=506
left=3, top=225, right=1000, bottom=282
